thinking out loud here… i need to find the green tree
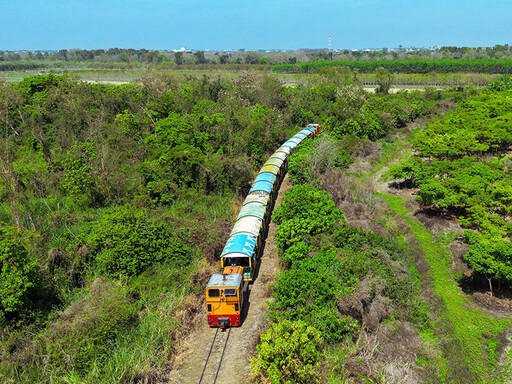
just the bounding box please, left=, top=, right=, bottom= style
left=463, top=232, right=512, bottom=295
left=259, top=57, right=269, bottom=65
left=194, top=50, right=206, bottom=64
left=374, top=67, right=394, bottom=94
left=219, top=54, right=230, bottom=64
left=174, top=51, right=184, bottom=65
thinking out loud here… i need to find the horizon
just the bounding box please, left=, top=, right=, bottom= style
left=2, top=44, right=510, bottom=54
left=1, top=1, right=510, bottom=52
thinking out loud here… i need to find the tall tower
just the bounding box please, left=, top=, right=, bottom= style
left=328, top=35, right=333, bottom=60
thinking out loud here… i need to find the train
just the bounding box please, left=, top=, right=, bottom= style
left=206, top=124, right=321, bottom=328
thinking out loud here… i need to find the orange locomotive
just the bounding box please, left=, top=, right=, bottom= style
left=205, top=267, right=245, bottom=328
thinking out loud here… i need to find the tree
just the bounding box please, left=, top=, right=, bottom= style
left=244, top=53, right=259, bottom=64
left=374, top=67, right=394, bottom=94
left=174, top=51, right=184, bottom=65
left=219, top=54, right=229, bottom=64
left=258, top=57, right=268, bottom=65
left=119, top=52, right=129, bottom=63
left=55, top=49, right=68, bottom=61
left=194, top=50, right=206, bottom=64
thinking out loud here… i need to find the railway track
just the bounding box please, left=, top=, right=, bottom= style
left=197, top=328, right=232, bottom=384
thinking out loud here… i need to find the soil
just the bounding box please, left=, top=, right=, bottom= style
left=168, top=175, right=291, bottom=384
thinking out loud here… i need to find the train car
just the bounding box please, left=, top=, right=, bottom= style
left=220, top=232, right=258, bottom=281
left=206, top=270, right=244, bottom=328
left=207, top=124, right=320, bottom=327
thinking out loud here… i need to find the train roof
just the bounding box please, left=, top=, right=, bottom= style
left=277, top=146, right=291, bottom=154
left=249, top=180, right=273, bottom=194
left=293, top=131, right=309, bottom=139
left=243, top=193, right=270, bottom=206
left=269, top=152, right=287, bottom=161
left=281, top=140, right=299, bottom=150
left=283, top=137, right=302, bottom=145
left=220, top=233, right=257, bottom=258
left=254, top=172, right=277, bottom=184
left=237, top=202, right=266, bottom=220
left=264, top=157, right=285, bottom=168
left=259, top=164, right=280, bottom=175
left=230, top=216, right=262, bottom=237
left=207, top=273, right=243, bottom=289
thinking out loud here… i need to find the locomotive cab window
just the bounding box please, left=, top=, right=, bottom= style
left=208, top=289, right=220, bottom=298
left=224, top=257, right=250, bottom=267
left=224, top=288, right=237, bottom=297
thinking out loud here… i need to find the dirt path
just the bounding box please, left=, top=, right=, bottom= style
left=169, top=175, right=291, bottom=384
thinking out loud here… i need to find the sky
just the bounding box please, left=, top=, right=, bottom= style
left=0, top=0, right=510, bottom=51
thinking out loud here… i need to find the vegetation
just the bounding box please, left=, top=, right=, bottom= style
left=251, top=320, right=324, bottom=384
left=380, top=194, right=511, bottom=382
left=253, top=83, right=512, bottom=382
left=0, top=72, right=296, bottom=382
left=252, top=181, right=429, bottom=383
left=0, top=69, right=445, bottom=382
left=0, top=225, right=39, bottom=322
left=2, top=65, right=512, bottom=383
left=386, top=90, right=512, bottom=291
left=273, top=58, right=512, bottom=74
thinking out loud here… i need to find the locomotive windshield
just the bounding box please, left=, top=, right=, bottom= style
left=223, top=257, right=250, bottom=267
left=224, top=289, right=237, bottom=296
left=208, top=289, right=220, bottom=298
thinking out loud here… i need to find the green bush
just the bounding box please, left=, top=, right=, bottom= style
left=270, top=250, right=358, bottom=342
left=251, top=320, right=323, bottom=384
left=273, top=184, right=343, bottom=225
left=273, top=184, right=343, bottom=253
left=0, top=225, right=39, bottom=321
left=61, top=142, right=98, bottom=201
left=487, top=75, right=512, bottom=91
left=73, top=206, right=190, bottom=277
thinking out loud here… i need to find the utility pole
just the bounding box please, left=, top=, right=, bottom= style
left=328, top=34, right=333, bottom=60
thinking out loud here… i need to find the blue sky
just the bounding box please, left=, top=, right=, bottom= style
left=0, top=0, right=510, bottom=50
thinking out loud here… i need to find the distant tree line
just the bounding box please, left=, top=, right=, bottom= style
left=1, top=44, right=512, bottom=67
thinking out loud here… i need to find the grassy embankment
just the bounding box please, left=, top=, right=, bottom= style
left=380, top=193, right=511, bottom=382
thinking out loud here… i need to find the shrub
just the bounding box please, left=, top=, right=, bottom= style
left=0, top=225, right=39, bottom=321
left=72, top=206, right=190, bottom=278
left=273, top=184, right=344, bottom=253
left=270, top=250, right=358, bottom=342
left=487, top=75, right=512, bottom=91
left=61, top=142, right=97, bottom=201
left=273, top=184, right=343, bottom=225
left=251, top=320, right=323, bottom=384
